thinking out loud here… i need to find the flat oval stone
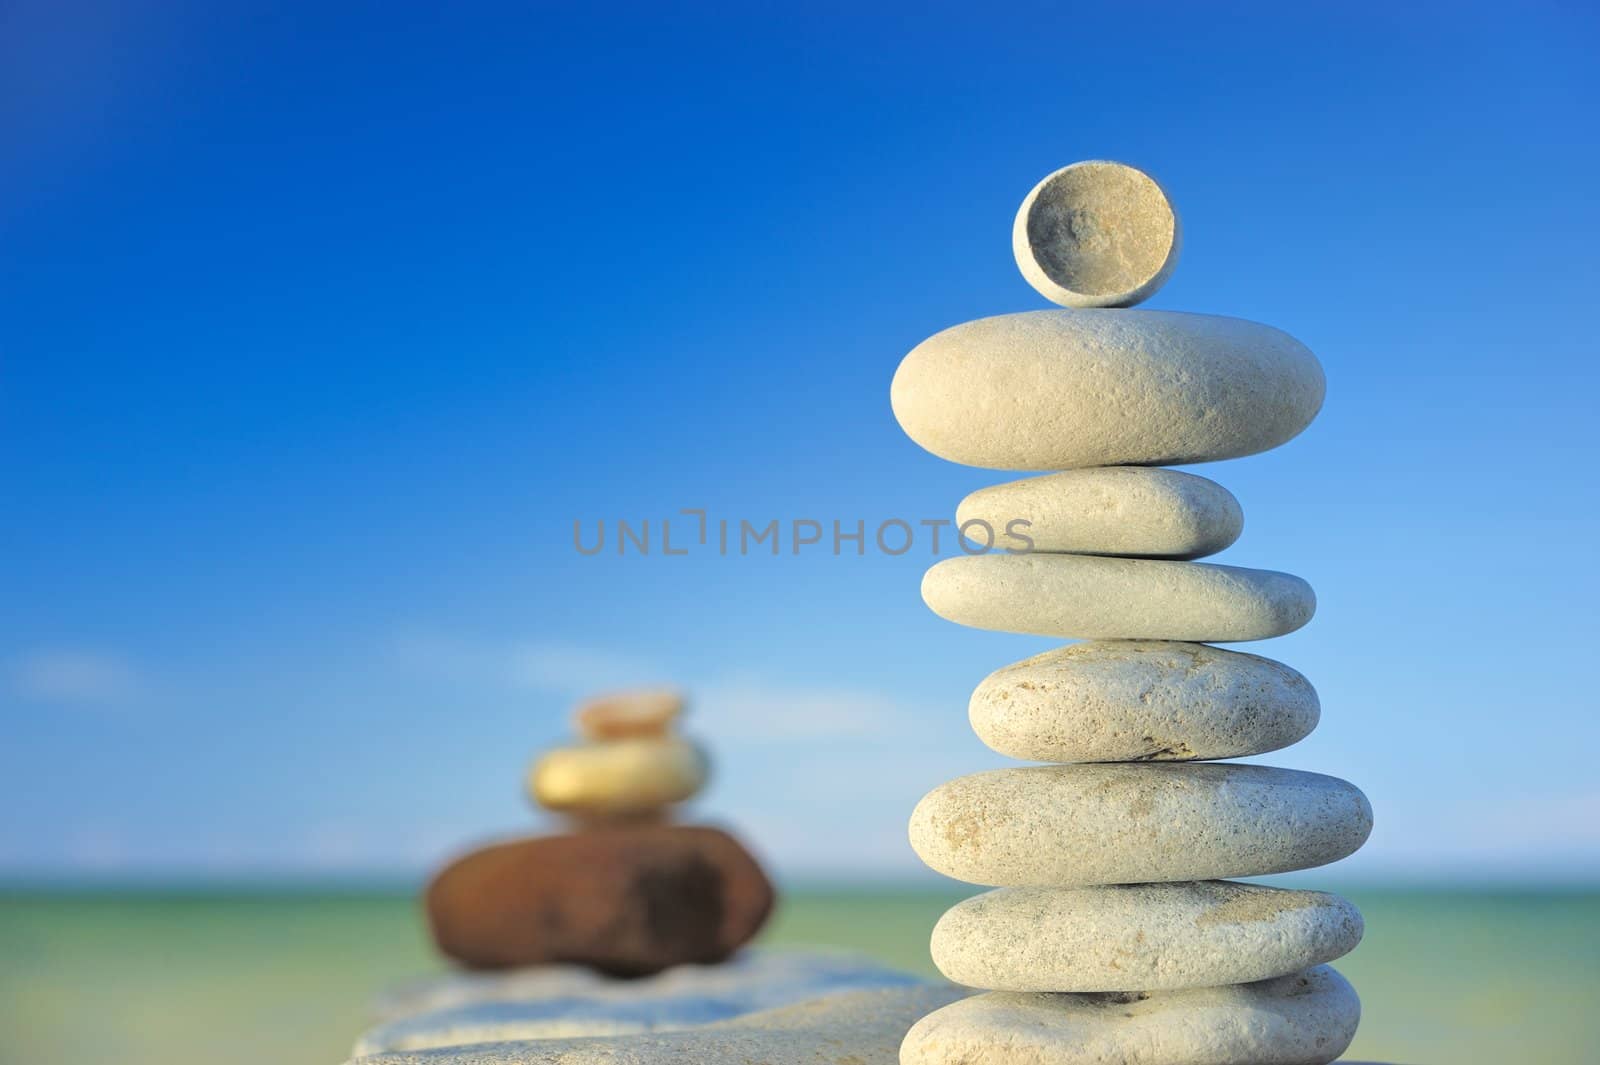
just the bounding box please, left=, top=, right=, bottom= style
left=1012, top=161, right=1181, bottom=309
left=957, top=467, right=1242, bottom=559
left=890, top=309, right=1325, bottom=469
left=901, top=966, right=1359, bottom=1065
left=529, top=737, right=707, bottom=816
left=931, top=882, right=1362, bottom=991
left=909, top=763, right=1371, bottom=886
left=923, top=554, right=1314, bottom=642
left=969, top=641, right=1319, bottom=763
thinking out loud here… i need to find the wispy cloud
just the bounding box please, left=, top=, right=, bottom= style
left=696, top=676, right=917, bottom=741
left=390, top=631, right=660, bottom=695
left=8, top=648, right=142, bottom=706
left=389, top=632, right=919, bottom=742
left=1477, top=791, right=1600, bottom=851
left=1346, top=787, right=1600, bottom=881
left=504, top=642, right=663, bottom=695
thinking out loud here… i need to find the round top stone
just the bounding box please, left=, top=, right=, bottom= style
left=1012, top=161, right=1180, bottom=308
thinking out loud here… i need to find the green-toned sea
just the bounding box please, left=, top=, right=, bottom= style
left=1, top=887, right=1594, bottom=1064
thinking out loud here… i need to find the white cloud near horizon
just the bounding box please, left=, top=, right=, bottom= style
left=506, top=642, right=665, bottom=696
left=695, top=676, right=918, bottom=741
left=388, top=632, right=920, bottom=743
left=7, top=648, right=142, bottom=706
left=388, top=632, right=661, bottom=695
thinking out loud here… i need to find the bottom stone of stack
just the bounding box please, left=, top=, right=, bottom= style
left=899, top=965, right=1359, bottom=1065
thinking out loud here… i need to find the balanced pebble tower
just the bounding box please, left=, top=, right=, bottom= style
left=892, top=162, right=1372, bottom=1065
left=425, top=689, right=774, bottom=976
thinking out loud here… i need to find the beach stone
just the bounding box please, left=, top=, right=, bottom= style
left=931, top=882, right=1362, bottom=991
left=528, top=736, right=707, bottom=816
left=969, top=641, right=1319, bottom=763
left=889, top=309, right=1325, bottom=469
left=1012, top=161, right=1181, bottom=309
left=957, top=467, right=1242, bottom=559
left=923, top=554, right=1314, bottom=642
left=900, top=965, right=1359, bottom=1065
left=575, top=688, right=683, bottom=741
left=355, top=950, right=929, bottom=1054
left=426, top=825, right=773, bottom=974
left=909, top=763, right=1371, bottom=886
left=347, top=984, right=970, bottom=1064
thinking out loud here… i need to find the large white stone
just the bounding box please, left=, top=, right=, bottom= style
left=956, top=467, right=1242, bottom=559
left=922, top=554, right=1314, bottom=642
left=931, top=882, right=1362, bottom=991
left=901, top=966, right=1359, bottom=1065
left=890, top=309, right=1325, bottom=469
left=969, top=641, right=1319, bottom=763
left=909, top=763, right=1371, bottom=887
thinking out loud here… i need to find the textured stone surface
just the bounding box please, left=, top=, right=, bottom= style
left=426, top=825, right=773, bottom=974
left=889, top=309, right=1325, bottom=470
left=575, top=688, right=683, bottom=740
left=355, top=950, right=928, bottom=1054
left=956, top=467, right=1242, bottom=559
left=528, top=736, right=707, bottom=816
left=931, top=882, right=1362, bottom=991
left=1012, top=161, right=1181, bottom=309
left=923, top=554, right=1315, bottom=642
left=347, top=985, right=970, bottom=1064
left=909, top=763, right=1371, bottom=886
left=900, top=966, right=1359, bottom=1065
left=969, top=641, right=1319, bottom=763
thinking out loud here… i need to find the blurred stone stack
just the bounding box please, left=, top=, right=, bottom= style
left=348, top=690, right=961, bottom=1064
left=891, top=162, right=1373, bottom=1064
left=425, top=689, right=774, bottom=977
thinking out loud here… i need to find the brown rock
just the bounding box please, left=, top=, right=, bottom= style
left=425, top=825, right=774, bottom=976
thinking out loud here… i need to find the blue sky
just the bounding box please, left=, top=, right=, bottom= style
left=3, top=1, right=1597, bottom=885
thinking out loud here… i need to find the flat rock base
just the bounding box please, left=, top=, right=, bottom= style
left=350, top=983, right=966, bottom=1064
left=351, top=949, right=953, bottom=1061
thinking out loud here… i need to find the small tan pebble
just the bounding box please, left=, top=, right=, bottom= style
left=574, top=688, right=684, bottom=740
left=909, top=762, right=1371, bottom=887
left=931, top=882, right=1363, bottom=992
left=956, top=467, right=1243, bottom=559
left=968, top=640, right=1319, bottom=763
left=922, top=553, right=1315, bottom=643
left=901, top=966, right=1359, bottom=1065
left=529, top=736, right=707, bottom=816
left=1013, top=160, right=1181, bottom=309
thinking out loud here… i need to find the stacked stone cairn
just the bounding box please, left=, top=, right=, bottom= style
left=425, top=689, right=775, bottom=977
left=891, top=162, right=1373, bottom=1065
